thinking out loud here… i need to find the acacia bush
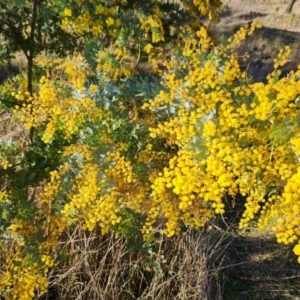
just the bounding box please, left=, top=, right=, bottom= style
left=1, top=0, right=300, bottom=299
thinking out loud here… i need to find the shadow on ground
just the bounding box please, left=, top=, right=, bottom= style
left=221, top=230, right=300, bottom=300
left=213, top=195, right=300, bottom=299
left=0, top=63, right=20, bottom=84
left=210, top=16, right=300, bottom=82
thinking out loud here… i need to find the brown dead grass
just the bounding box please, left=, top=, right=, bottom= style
left=42, top=224, right=232, bottom=300
left=0, top=110, right=28, bottom=145
left=38, top=218, right=300, bottom=300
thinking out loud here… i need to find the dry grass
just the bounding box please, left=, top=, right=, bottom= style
left=39, top=217, right=300, bottom=300
left=0, top=36, right=28, bottom=145
left=42, top=224, right=233, bottom=300
left=0, top=110, right=28, bottom=146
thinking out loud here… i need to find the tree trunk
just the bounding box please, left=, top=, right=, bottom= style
left=28, top=0, right=39, bottom=142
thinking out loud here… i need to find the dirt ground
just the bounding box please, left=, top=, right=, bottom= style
left=210, top=0, right=300, bottom=81
left=221, top=0, right=300, bottom=32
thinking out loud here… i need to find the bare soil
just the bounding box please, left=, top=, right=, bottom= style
left=221, top=0, right=300, bottom=32
left=210, top=0, right=300, bottom=81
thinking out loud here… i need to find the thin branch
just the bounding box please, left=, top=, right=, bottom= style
left=286, top=0, right=296, bottom=13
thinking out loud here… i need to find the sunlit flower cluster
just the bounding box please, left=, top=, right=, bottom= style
left=97, top=49, right=132, bottom=81
left=143, top=21, right=300, bottom=247
left=61, top=3, right=120, bottom=36
left=14, top=56, right=104, bottom=143
left=0, top=255, right=48, bottom=300
left=143, top=150, right=215, bottom=237
left=181, top=0, right=222, bottom=21
left=138, top=5, right=165, bottom=43
left=59, top=0, right=222, bottom=79
left=261, top=167, right=300, bottom=252
left=4, top=1, right=300, bottom=298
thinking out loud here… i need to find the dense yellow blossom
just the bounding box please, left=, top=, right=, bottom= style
left=14, top=18, right=300, bottom=247
left=142, top=20, right=300, bottom=248
left=13, top=55, right=104, bottom=143
left=63, top=8, right=72, bottom=17
left=4, top=4, right=300, bottom=298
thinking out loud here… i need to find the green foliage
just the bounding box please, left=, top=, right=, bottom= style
left=0, top=0, right=79, bottom=58
left=2, top=0, right=300, bottom=299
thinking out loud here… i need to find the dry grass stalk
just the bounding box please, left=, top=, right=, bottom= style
left=43, top=223, right=232, bottom=300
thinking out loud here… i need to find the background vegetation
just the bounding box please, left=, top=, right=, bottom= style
left=1, top=0, right=300, bottom=299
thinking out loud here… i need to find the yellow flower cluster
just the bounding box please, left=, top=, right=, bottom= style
left=142, top=21, right=300, bottom=251
left=97, top=49, right=131, bottom=81
left=63, top=8, right=72, bottom=17
left=0, top=256, right=48, bottom=300
left=291, top=137, right=300, bottom=158
left=59, top=0, right=223, bottom=78
left=139, top=5, right=165, bottom=43
left=227, top=20, right=262, bottom=49
left=1, top=196, right=67, bottom=299
left=42, top=151, right=124, bottom=233
left=62, top=163, right=102, bottom=229
left=6, top=9, right=300, bottom=293
left=261, top=167, right=300, bottom=249
left=181, top=0, right=222, bottom=21
left=57, top=54, right=87, bottom=91
left=0, top=191, right=8, bottom=202
left=137, top=144, right=170, bottom=165
left=143, top=150, right=216, bottom=238
left=293, top=244, right=300, bottom=263
left=149, top=108, right=198, bottom=147
left=62, top=3, right=120, bottom=36
left=14, top=56, right=103, bottom=143
left=196, top=26, right=214, bottom=51
left=62, top=144, right=95, bottom=161
left=88, top=84, right=99, bottom=94
left=105, top=151, right=152, bottom=214
left=273, top=46, right=291, bottom=70
left=0, top=156, right=13, bottom=170
left=106, top=151, right=137, bottom=185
